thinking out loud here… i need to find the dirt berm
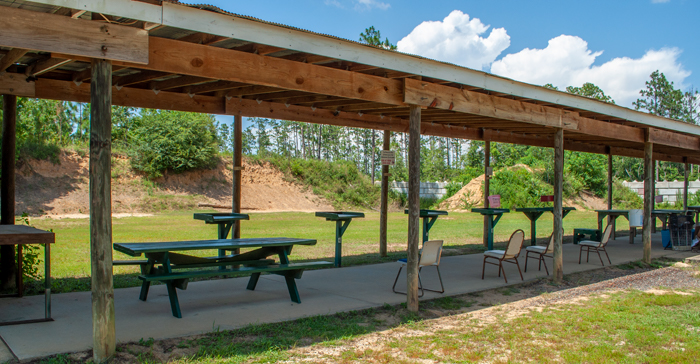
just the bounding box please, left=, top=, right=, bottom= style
left=15, top=151, right=332, bottom=217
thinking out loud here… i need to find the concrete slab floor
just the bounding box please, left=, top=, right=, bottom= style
left=0, top=234, right=696, bottom=361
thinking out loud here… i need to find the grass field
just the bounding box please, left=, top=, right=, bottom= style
left=21, top=210, right=607, bottom=294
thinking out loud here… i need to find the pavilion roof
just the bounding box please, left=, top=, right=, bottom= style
left=1, top=0, right=699, bottom=163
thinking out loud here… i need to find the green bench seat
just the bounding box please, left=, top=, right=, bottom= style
left=573, top=228, right=601, bottom=245
left=138, top=260, right=333, bottom=318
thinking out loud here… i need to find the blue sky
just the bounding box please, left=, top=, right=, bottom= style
left=196, top=0, right=698, bottom=127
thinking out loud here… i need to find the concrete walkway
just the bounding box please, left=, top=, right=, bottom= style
left=0, top=235, right=696, bottom=361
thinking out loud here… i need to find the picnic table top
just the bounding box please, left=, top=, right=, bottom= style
left=114, top=237, right=317, bottom=257
left=595, top=209, right=687, bottom=214
left=403, top=209, right=449, bottom=217
left=193, top=212, right=250, bottom=223
left=471, top=208, right=510, bottom=215
left=0, top=225, right=55, bottom=246
left=315, top=211, right=365, bottom=220
left=515, top=207, right=576, bottom=212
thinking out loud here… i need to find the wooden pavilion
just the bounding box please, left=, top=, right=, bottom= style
left=2, top=0, right=700, bottom=360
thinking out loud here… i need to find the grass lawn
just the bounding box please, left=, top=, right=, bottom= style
left=21, top=210, right=606, bottom=294
left=35, top=263, right=700, bottom=364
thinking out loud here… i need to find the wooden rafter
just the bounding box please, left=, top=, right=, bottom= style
left=25, top=57, right=73, bottom=77
left=0, top=48, right=29, bottom=72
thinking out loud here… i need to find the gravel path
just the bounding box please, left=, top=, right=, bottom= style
left=506, top=264, right=700, bottom=309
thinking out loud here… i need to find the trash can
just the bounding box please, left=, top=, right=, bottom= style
left=669, top=214, right=693, bottom=250
left=661, top=229, right=672, bottom=249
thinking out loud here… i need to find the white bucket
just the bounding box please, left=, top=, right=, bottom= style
left=629, top=209, right=643, bottom=227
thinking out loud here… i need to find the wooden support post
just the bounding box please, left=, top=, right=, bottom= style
left=406, top=105, right=421, bottom=312
left=483, top=141, right=491, bottom=247
left=652, top=160, right=657, bottom=210
left=553, top=128, right=564, bottom=283
left=379, top=130, right=391, bottom=257
left=0, top=95, right=17, bottom=290
left=684, top=159, right=689, bottom=211
left=643, top=135, right=653, bottom=264
left=90, top=59, right=115, bottom=362
left=233, top=114, right=243, bottom=244
left=607, top=150, right=615, bottom=238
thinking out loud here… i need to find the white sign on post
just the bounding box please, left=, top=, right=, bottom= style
left=380, top=150, right=395, bottom=166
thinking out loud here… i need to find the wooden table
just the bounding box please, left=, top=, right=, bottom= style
left=315, top=211, right=364, bottom=267
left=0, top=225, right=54, bottom=326
left=515, top=207, right=576, bottom=246
left=471, top=208, right=510, bottom=250
left=404, top=209, right=448, bottom=243
left=113, top=238, right=331, bottom=318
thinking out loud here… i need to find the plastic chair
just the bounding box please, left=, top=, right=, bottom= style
left=482, top=229, right=525, bottom=283
left=392, top=240, right=444, bottom=297
left=524, top=229, right=562, bottom=275
left=578, top=223, right=613, bottom=265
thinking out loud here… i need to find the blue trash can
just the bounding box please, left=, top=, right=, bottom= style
left=661, top=229, right=672, bottom=249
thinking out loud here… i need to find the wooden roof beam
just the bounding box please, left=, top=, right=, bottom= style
left=149, top=75, right=212, bottom=92
left=188, top=80, right=247, bottom=95
left=114, top=70, right=172, bottom=88
left=0, top=48, right=29, bottom=73
left=25, top=57, right=73, bottom=77
left=0, top=6, right=148, bottom=64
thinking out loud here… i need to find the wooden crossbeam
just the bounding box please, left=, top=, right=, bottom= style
left=0, top=48, right=28, bottom=72
left=0, top=73, right=34, bottom=97
left=25, top=57, right=73, bottom=77
left=0, top=6, right=148, bottom=64
left=114, top=71, right=171, bottom=88
left=404, top=78, right=700, bottom=151
left=188, top=80, right=246, bottom=94
left=150, top=75, right=212, bottom=91
left=135, top=37, right=403, bottom=105
left=27, top=77, right=700, bottom=163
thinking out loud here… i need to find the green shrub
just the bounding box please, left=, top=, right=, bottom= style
left=612, top=180, right=642, bottom=209
left=262, top=156, right=381, bottom=209
left=17, top=140, right=61, bottom=164
left=128, top=110, right=219, bottom=178
left=489, top=168, right=553, bottom=209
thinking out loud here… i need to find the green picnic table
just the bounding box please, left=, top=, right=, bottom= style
left=515, top=207, right=576, bottom=246
left=113, top=238, right=332, bottom=318
left=315, top=211, right=365, bottom=267
left=194, top=212, right=250, bottom=260
left=404, top=209, right=449, bottom=243
left=471, top=208, right=510, bottom=250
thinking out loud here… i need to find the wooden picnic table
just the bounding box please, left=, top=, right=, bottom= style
left=0, top=225, right=54, bottom=326
left=404, top=209, right=448, bottom=243
left=113, top=238, right=332, bottom=318
left=315, top=211, right=365, bottom=267
left=471, top=208, right=510, bottom=250
left=515, top=207, right=576, bottom=246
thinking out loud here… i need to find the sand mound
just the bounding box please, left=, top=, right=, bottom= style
left=438, top=174, right=485, bottom=211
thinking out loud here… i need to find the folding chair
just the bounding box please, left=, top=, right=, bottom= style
left=392, top=240, right=444, bottom=297
left=482, top=229, right=525, bottom=283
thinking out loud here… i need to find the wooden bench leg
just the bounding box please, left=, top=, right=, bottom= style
left=138, top=261, right=156, bottom=301
left=166, top=282, right=182, bottom=318
left=247, top=273, right=261, bottom=291
left=284, top=274, right=301, bottom=304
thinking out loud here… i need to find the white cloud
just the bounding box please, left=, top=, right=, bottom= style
left=354, top=0, right=390, bottom=11
left=324, top=0, right=343, bottom=8
left=396, top=10, right=510, bottom=70
left=652, top=0, right=670, bottom=3
left=490, top=35, right=690, bottom=106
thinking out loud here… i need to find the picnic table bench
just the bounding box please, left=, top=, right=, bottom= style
left=113, top=238, right=332, bottom=318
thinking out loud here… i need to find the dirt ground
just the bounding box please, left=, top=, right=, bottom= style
left=15, top=151, right=332, bottom=217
